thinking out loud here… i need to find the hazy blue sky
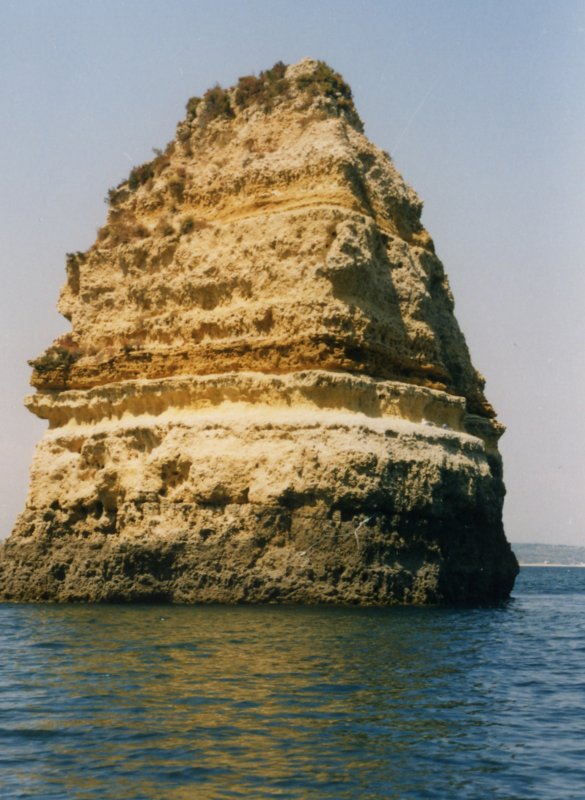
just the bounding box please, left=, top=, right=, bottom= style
left=1, top=0, right=583, bottom=545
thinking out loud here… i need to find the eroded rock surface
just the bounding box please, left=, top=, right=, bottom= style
left=0, top=59, right=517, bottom=603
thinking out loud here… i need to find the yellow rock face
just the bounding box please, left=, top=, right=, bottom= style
left=1, top=60, right=517, bottom=603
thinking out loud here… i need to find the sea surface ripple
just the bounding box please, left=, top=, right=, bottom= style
left=2, top=567, right=585, bottom=799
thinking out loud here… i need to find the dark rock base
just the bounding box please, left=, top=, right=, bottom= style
left=0, top=503, right=518, bottom=605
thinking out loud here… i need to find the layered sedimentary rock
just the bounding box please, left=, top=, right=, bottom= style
left=0, top=59, right=518, bottom=603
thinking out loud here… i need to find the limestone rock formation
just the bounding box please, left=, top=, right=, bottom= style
left=0, top=59, right=518, bottom=603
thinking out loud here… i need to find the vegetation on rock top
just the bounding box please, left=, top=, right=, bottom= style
left=295, top=60, right=363, bottom=130
left=104, top=59, right=363, bottom=209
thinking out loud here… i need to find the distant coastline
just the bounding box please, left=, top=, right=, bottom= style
left=519, top=563, right=585, bottom=568
left=513, top=543, right=585, bottom=568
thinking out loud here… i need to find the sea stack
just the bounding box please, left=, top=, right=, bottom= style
left=0, top=59, right=518, bottom=603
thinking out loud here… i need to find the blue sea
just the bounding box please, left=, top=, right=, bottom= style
left=2, top=567, right=585, bottom=799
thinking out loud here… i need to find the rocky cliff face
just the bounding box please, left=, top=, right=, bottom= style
left=0, top=59, right=518, bottom=603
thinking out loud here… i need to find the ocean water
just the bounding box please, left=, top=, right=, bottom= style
left=2, top=568, right=585, bottom=800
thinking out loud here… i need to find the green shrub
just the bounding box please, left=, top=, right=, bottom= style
left=235, top=61, right=290, bottom=112
left=185, top=96, right=201, bottom=121
left=263, top=60, right=287, bottom=82
left=235, top=74, right=265, bottom=108
left=199, top=85, right=234, bottom=124
left=177, top=122, right=191, bottom=144
left=65, top=251, right=86, bottom=267
left=296, top=61, right=349, bottom=101
left=105, top=185, right=129, bottom=206
left=105, top=217, right=150, bottom=245
left=65, top=251, right=85, bottom=293
left=29, top=346, right=81, bottom=374
left=128, top=162, right=155, bottom=191
left=183, top=62, right=289, bottom=129
left=296, top=61, right=363, bottom=130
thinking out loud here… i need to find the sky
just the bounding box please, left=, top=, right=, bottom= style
left=1, top=0, right=583, bottom=545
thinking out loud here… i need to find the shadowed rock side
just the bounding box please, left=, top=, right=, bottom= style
left=0, top=60, right=518, bottom=603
